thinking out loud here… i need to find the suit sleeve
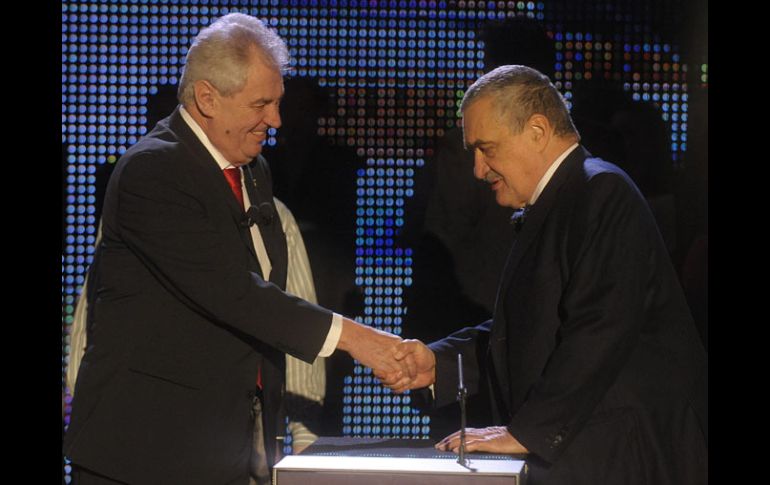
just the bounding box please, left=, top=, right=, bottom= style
left=424, top=320, right=493, bottom=408
left=113, top=152, right=332, bottom=363
left=507, top=173, right=654, bottom=463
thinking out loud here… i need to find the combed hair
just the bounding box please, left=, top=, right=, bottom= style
left=177, top=13, right=290, bottom=105
left=460, top=65, right=579, bottom=139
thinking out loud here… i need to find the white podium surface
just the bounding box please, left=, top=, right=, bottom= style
left=275, top=454, right=526, bottom=474
left=272, top=438, right=528, bottom=485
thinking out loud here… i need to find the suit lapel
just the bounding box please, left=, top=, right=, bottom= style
left=165, top=108, right=260, bottom=265
left=488, top=146, right=588, bottom=412
left=495, top=146, right=588, bottom=303
left=244, top=156, right=288, bottom=291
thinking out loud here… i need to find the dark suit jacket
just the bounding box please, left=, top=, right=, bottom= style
left=64, top=107, right=334, bottom=485
left=427, top=147, right=707, bottom=484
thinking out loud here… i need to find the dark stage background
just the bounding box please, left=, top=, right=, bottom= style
left=61, top=0, right=707, bottom=480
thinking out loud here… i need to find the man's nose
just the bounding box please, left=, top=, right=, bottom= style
left=473, top=151, right=489, bottom=180
left=266, top=104, right=282, bottom=129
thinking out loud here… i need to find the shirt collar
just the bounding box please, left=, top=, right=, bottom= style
left=179, top=105, right=237, bottom=171
left=529, top=142, right=579, bottom=206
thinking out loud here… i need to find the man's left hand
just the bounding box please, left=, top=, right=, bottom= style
left=435, top=426, right=529, bottom=455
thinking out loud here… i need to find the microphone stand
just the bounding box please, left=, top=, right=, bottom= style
left=457, top=353, right=470, bottom=469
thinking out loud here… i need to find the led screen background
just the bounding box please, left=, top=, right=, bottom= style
left=61, top=0, right=707, bottom=471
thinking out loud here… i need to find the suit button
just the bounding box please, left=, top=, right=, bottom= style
left=552, top=434, right=563, bottom=447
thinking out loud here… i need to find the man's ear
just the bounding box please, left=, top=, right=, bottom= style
left=527, top=114, right=551, bottom=150
left=193, top=80, right=219, bottom=118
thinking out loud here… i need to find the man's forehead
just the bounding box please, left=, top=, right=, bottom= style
left=462, top=128, right=488, bottom=150
left=242, top=62, right=284, bottom=96
left=461, top=104, right=492, bottom=146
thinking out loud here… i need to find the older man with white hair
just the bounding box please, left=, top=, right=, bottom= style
left=64, top=13, right=407, bottom=485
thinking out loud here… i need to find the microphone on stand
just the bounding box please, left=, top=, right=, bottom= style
left=457, top=353, right=469, bottom=469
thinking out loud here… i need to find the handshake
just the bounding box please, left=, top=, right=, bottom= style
left=335, top=317, right=436, bottom=393
left=334, top=317, right=529, bottom=455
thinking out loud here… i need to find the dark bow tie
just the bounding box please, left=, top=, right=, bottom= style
left=509, top=204, right=531, bottom=232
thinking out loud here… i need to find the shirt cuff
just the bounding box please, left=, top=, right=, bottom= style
left=317, top=313, right=343, bottom=357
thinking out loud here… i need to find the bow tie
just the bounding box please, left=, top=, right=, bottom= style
left=509, top=204, right=531, bottom=232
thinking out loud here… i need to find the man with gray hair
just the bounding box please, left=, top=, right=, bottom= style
left=380, top=65, right=707, bottom=484
left=64, top=13, right=409, bottom=485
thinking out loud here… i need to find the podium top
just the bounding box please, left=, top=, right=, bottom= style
left=299, top=436, right=526, bottom=461
left=274, top=455, right=527, bottom=476
left=275, top=437, right=527, bottom=477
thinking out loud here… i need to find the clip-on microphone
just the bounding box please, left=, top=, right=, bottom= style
left=457, top=353, right=470, bottom=469
left=240, top=164, right=275, bottom=228
left=241, top=203, right=274, bottom=228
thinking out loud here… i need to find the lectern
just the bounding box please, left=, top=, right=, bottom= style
left=273, top=437, right=528, bottom=484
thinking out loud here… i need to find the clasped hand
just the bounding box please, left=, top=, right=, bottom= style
left=374, top=339, right=436, bottom=393
left=338, top=320, right=436, bottom=389
left=338, top=319, right=415, bottom=380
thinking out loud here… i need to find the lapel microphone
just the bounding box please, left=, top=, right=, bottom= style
left=241, top=164, right=275, bottom=228
left=509, top=204, right=531, bottom=233
left=241, top=203, right=274, bottom=228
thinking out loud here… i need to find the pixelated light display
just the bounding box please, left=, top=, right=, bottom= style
left=348, top=158, right=428, bottom=436
left=551, top=32, right=689, bottom=164
left=62, top=3, right=699, bottom=479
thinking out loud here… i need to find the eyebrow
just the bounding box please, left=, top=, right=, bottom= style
left=464, top=139, right=494, bottom=151
left=251, top=95, right=283, bottom=105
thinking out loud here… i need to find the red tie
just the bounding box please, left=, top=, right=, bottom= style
left=223, top=167, right=262, bottom=389
left=223, top=167, right=244, bottom=209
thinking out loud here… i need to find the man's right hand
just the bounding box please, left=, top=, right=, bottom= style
left=336, top=318, right=409, bottom=378
left=376, top=339, right=436, bottom=393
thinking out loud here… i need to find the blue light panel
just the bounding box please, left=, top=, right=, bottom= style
left=62, top=2, right=692, bottom=479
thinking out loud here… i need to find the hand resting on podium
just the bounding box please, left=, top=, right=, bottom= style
left=374, top=339, right=530, bottom=456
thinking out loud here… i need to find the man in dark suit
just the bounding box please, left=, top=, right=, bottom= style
left=64, top=13, right=407, bottom=485
left=380, top=65, right=708, bottom=484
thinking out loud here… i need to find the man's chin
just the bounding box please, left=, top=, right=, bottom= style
left=245, top=147, right=264, bottom=160
left=494, top=194, right=511, bottom=208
